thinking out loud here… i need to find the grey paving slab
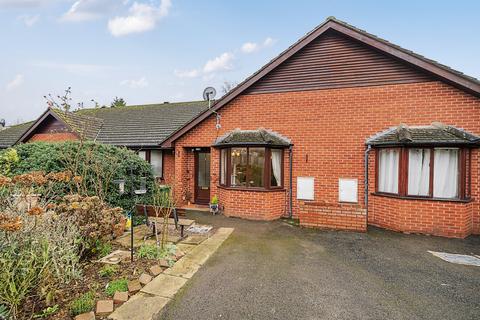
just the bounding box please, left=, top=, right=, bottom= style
left=140, top=274, right=188, bottom=298
left=109, top=293, right=169, bottom=320
left=163, top=256, right=201, bottom=279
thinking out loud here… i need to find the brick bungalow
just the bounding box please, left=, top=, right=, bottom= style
left=2, top=17, right=479, bottom=238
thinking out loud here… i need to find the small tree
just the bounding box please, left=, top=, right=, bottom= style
left=110, top=97, right=127, bottom=108
left=151, top=184, right=175, bottom=249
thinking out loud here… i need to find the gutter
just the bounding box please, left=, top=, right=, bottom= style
left=364, top=145, right=372, bottom=225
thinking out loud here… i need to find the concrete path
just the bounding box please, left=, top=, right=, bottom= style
left=158, top=212, right=480, bottom=320
left=109, top=227, right=233, bottom=320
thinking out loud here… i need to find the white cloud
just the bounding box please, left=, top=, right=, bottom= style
left=263, top=37, right=276, bottom=47
left=241, top=37, right=276, bottom=54
left=203, top=52, right=234, bottom=73
left=18, top=14, right=39, bottom=26
left=174, top=69, right=199, bottom=79
left=60, top=0, right=121, bottom=23
left=241, top=42, right=258, bottom=54
left=108, top=0, right=171, bottom=37
left=6, top=74, right=24, bottom=91
left=120, top=77, right=149, bottom=88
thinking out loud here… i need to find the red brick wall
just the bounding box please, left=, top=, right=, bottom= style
left=28, top=132, right=78, bottom=142
left=299, top=202, right=366, bottom=232
left=161, top=151, right=176, bottom=187
left=172, top=81, right=480, bottom=236
left=219, top=187, right=286, bottom=220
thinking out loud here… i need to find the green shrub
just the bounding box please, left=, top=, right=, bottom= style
left=92, top=240, right=112, bottom=258
left=0, top=148, right=19, bottom=176
left=1, top=141, right=155, bottom=211
left=0, top=304, right=9, bottom=320
left=137, top=243, right=176, bottom=261
left=99, top=265, right=118, bottom=278
left=69, top=291, right=95, bottom=316
left=105, top=279, right=128, bottom=296
left=0, top=239, right=50, bottom=318
left=33, top=305, right=59, bottom=319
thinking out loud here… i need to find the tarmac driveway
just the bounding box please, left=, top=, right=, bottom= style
left=158, top=212, right=480, bottom=320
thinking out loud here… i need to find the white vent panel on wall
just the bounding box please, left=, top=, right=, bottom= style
left=297, top=177, right=314, bottom=200
left=339, top=178, right=358, bottom=203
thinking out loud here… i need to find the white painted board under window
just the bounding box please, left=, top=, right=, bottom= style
left=297, top=177, right=314, bottom=200
left=150, top=150, right=163, bottom=178
left=339, top=178, right=358, bottom=203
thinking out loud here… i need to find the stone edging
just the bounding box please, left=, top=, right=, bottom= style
left=108, top=227, right=234, bottom=320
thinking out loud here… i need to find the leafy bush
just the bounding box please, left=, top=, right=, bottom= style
left=55, top=194, right=125, bottom=254
left=0, top=305, right=9, bottom=320
left=69, top=292, right=94, bottom=316
left=1, top=141, right=155, bottom=211
left=0, top=239, right=50, bottom=318
left=137, top=243, right=176, bottom=261
left=33, top=305, right=59, bottom=319
left=0, top=148, right=19, bottom=176
left=105, top=279, right=128, bottom=297
left=93, top=240, right=113, bottom=258
left=99, top=265, right=118, bottom=278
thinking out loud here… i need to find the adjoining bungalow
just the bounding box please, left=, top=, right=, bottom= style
left=2, top=17, right=479, bottom=238
left=0, top=101, right=208, bottom=182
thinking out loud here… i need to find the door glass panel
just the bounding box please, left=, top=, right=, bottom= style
left=197, top=152, right=210, bottom=188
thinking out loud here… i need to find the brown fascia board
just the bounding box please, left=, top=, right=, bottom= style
left=15, top=108, right=80, bottom=144
left=161, top=18, right=480, bottom=148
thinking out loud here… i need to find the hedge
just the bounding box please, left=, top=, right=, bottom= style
left=1, top=141, right=155, bottom=212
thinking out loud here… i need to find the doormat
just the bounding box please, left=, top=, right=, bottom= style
left=428, top=251, right=480, bottom=267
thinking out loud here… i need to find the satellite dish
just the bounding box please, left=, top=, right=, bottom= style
left=203, top=87, right=216, bottom=101
left=0, top=119, right=5, bottom=128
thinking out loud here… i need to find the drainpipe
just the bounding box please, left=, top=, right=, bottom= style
left=289, top=145, right=293, bottom=218
left=364, top=145, right=372, bottom=223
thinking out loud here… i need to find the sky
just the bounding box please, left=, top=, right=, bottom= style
left=0, top=0, right=479, bottom=125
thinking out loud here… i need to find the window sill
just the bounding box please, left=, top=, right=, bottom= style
left=372, top=192, right=472, bottom=203
left=217, top=185, right=286, bottom=192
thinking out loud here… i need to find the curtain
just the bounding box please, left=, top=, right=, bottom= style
left=150, top=150, right=163, bottom=177
left=220, top=149, right=226, bottom=185
left=408, top=149, right=430, bottom=196
left=271, top=149, right=282, bottom=187
left=433, top=148, right=459, bottom=198
left=378, top=149, right=399, bottom=193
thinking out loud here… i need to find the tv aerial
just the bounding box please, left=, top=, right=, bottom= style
left=203, top=87, right=216, bottom=108
left=202, top=87, right=221, bottom=130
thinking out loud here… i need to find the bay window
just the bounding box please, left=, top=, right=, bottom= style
left=220, top=147, right=284, bottom=189
left=376, top=147, right=470, bottom=200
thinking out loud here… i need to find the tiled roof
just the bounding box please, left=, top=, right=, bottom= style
left=0, top=122, right=32, bottom=149
left=0, top=101, right=209, bottom=149
left=50, top=108, right=104, bottom=140
left=77, top=101, right=208, bottom=147
left=213, top=129, right=291, bottom=147
left=367, top=123, right=480, bottom=146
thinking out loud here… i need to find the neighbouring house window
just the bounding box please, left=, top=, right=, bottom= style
left=220, top=149, right=227, bottom=185
left=150, top=150, right=163, bottom=178
left=433, top=148, right=459, bottom=198
left=408, top=148, right=430, bottom=196
left=376, top=147, right=469, bottom=200
left=219, top=147, right=284, bottom=190
left=378, top=148, right=399, bottom=194
left=137, top=150, right=147, bottom=161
